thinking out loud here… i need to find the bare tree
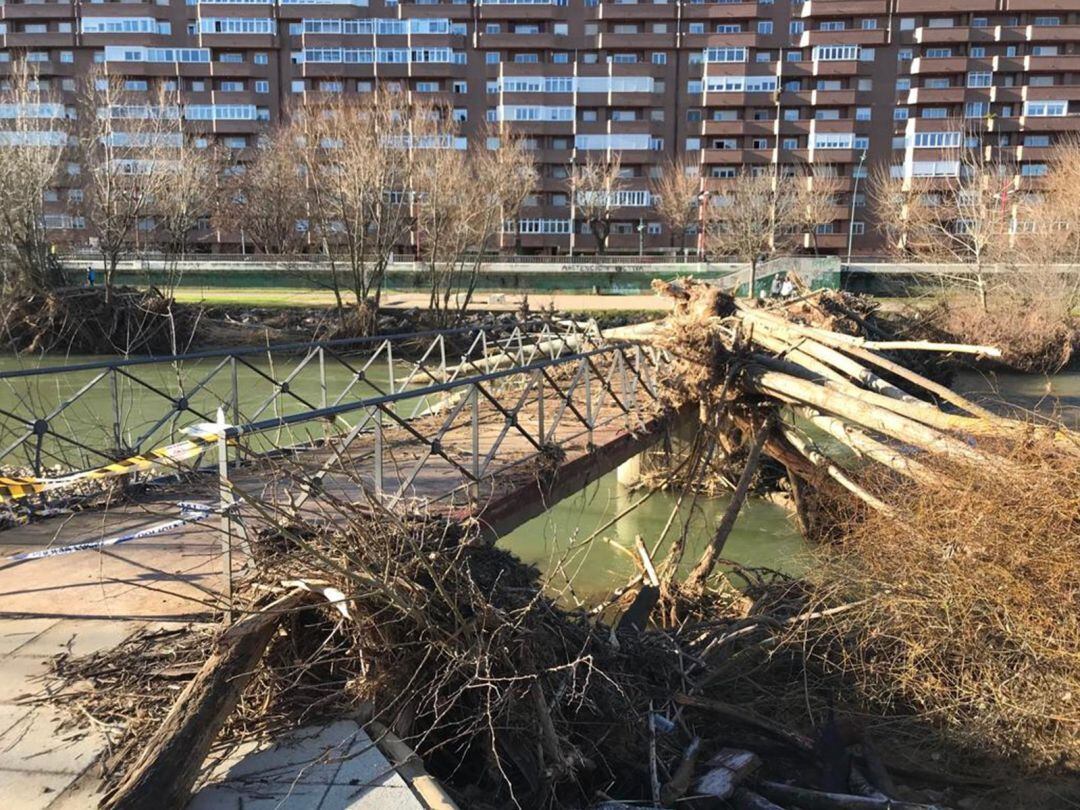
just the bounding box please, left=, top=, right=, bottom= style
left=215, top=125, right=309, bottom=257
left=870, top=122, right=1027, bottom=312
left=78, top=71, right=180, bottom=302
left=298, top=91, right=432, bottom=332
left=651, top=159, right=702, bottom=255
left=570, top=153, right=623, bottom=254
left=792, top=165, right=844, bottom=255
left=0, top=60, right=68, bottom=292
left=414, top=125, right=536, bottom=325
left=703, top=167, right=802, bottom=295
left=1032, top=136, right=1080, bottom=265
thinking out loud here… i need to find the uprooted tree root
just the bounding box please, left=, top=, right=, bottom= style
left=800, top=440, right=1080, bottom=771
left=0, top=285, right=201, bottom=355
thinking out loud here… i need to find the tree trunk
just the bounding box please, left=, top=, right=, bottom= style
left=102, top=589, right=310, bottom=810
left=684, top=415, right=772, bottom=591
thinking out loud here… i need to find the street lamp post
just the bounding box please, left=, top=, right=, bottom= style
left=637, top=217, right=645, bottom=257
left=846, top=150, right=867, bottom=269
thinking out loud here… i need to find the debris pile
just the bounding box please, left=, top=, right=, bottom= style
left=44, top=278, right=1080, bottom=809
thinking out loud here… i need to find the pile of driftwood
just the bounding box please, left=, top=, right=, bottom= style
left=45, top=280, right=1080, bottom=809
left=0, top=285, right=200, bottom=355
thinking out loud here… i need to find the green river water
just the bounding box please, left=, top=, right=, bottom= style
left=2, top=352, right=1076, bottom=602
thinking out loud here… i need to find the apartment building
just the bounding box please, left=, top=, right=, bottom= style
left=0, top=0, right=1077, bottom=255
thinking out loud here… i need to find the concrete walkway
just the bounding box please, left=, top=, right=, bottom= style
left=0, top=614, right=439, bottom=808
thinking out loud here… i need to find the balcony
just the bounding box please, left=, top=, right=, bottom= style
left=1027, top=55, right=1080, bottom=73
left=800, top=0, right=886, bottom=18
left=813, top=89, right=857, bottom=106
left=1029, top=25, right=1080, bottom=43
left=681, top=32, right=759, bottom=49
left=911, top=87, right=966, bottom=104
left=800, top=29, right=887, bottom=48
left=3, top=31, right=75, bottom=47
left=915, top=27, right=977, bottom=45
left=681, top=2, right=758, bottom=21
left=910, top=56, right=967, bottom=74
left=597, top=2, right=677, bottom=21
left=896, top=0, right=994, bottom=10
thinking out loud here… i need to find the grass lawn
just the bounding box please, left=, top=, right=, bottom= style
left=172, top=287, right=350, bottom=308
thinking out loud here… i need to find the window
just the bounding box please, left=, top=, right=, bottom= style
left=913, top=131, right=961, bottom=148
left=927, top=18, right=954, bottom=28
left=715, top=24, right=741, bottom=33
left=221, top=80, right=244, bottom=92
left=219, top=53, right=244, bottom=63
left=854, top=136, right=869, bottom=150
left=971, top=17, right=988, bottom=27
left=485, top=23, right=500, bottom=33
left=896, top=78, right=911, bottom=91
left=967, top=72, right=991, bottom=88
left=894, top=107, right=909, bottom=121
left=899, top=18, right=915, bottom=31
left=757, top=20, right=772, bottom=34
left=970, top=46, right=986, bottom=58
left=813, top=133, right=854, bottom=150
left=1025, top=100, right=1067, bottom=117
left=965, top=101, right=989, bottom=118
left=789, top=21, right=804, bottom=35
left=453, top=81, right=467, bottom=94
left=860, top=19, right=877, bottom=30
left=554, top=22, right=568, bottom=35
left=786, top=50, right=802, bottom=62
left=1024, top=135, right=1050, bottom=147
left=1031, top=46, right=1059, bottom=56
left=60, top=52, right=74, bottom=64
left=416, top=81, right=439, bottom=92
left=552, top=52, right=570, bottom=63
left=688, top=23, right=704, bottom=34
left=752, top=138, right=768, bottom=149
left=651, top=52, right=667, bottom=65
left=782, top=138, right=797, bottom=150
left=704, top=47, right=747, bottom=63
left=821, top=21, right=846, bottom=31
left=857, top=78, right=873, bottom=91
left=925, top=48, right=953, bottom=58
left=1021, top=164, right=1048, bottom=177
left=898, top=49, right=913, bottom=61
left=1034, top=16, right=1060, bottom=26
left=856, top=107, right=872, bottom=121
left=254, top=52, right=268, bottom=65
left=291, top=80, right=305, bottom=93
left=1030, top=76, right=1055, bottom=87
left=783, top=109, right=800, bottom=121
left=255, top=80, right=269, bottom=94
left=926, top=78, right=950, bottom=89
left=923, top=108, right=949, bottom=119
left=813, top=45, right=859, bottom=61
left=485, top=52, right=499, bottom=64
left=851, top=221, right=865, bottom=235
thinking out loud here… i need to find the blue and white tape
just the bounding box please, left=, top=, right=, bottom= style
left=5, top=502, right=214, bottom=564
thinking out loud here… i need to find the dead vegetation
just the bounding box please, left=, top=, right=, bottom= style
left=38, top=278, right=1080, bottom=809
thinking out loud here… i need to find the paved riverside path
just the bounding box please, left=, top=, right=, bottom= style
left=0, top=351, right=667, bottom=808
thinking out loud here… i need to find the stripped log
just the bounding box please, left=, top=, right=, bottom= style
left=684, top=415, right=773, bottom=591
left=102, top=588, right=311, bottom=810
left=781, top=427, right=894, bottom=515
left=795, top=408, right=945, bottom=488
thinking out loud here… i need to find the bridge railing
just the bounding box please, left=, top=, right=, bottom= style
left=239, top=341, right=668, bottom=512
left=0, top=318, right=604, bottom=479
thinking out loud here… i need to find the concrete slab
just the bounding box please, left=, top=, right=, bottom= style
left=0, top=706, right=105, bottom=777
left=0, top=618, right=60, bottom=656
left=0, top=766, right=81, bottom=809
left=14, top=620, right=138, bottom=659
left=191, top=720, right=424, bottom=810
